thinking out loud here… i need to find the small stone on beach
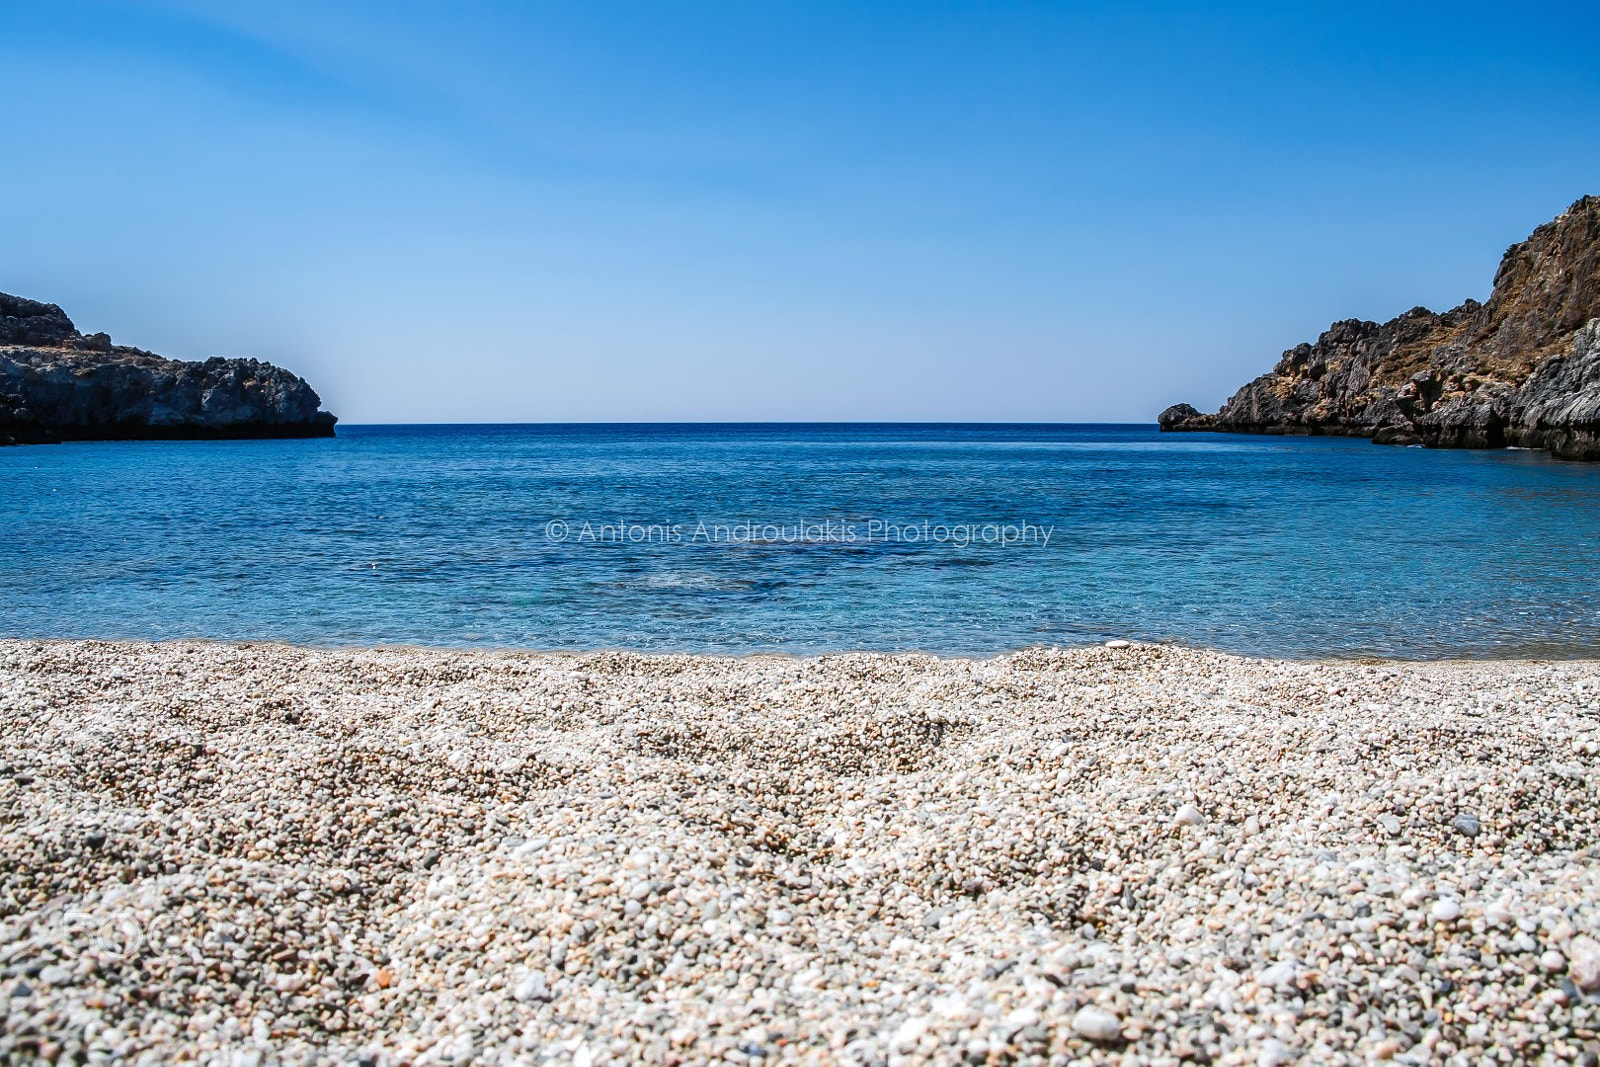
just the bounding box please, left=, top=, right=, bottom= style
left=1071, top=1006, right=1123, bottom=1044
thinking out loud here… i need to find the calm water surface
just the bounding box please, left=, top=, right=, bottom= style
left=3, top=423, right=1598, bottom=658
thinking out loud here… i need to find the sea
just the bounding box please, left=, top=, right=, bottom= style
left=3, top=423, right=1599, bottom=659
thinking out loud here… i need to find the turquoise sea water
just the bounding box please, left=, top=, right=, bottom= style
left=3, top=423, right=1599, bottom=658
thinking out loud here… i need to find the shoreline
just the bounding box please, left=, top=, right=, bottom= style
left=3, top=639, right=1598, bottom=1063
left=10, top=635, right=1600, bottom=666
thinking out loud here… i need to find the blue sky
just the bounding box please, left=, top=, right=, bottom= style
left=4, top=1, right=1598, bottom=422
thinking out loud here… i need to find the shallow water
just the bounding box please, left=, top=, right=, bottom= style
left=3, top=423, right=1599, bottom=657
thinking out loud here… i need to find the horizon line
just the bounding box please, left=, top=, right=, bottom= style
left=334, top=419, right=1164, bottom=427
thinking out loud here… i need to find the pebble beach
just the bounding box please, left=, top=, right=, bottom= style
left=2, top=639, right=1599, bottom=1065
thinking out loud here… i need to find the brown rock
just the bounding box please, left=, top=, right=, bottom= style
left=1158, top=196, right=1600, bottom=458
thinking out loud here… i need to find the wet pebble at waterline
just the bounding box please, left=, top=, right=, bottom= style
left=1, top=640, right=1599, bottom=1064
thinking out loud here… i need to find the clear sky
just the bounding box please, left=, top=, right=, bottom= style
left=4, top=1, right=1598, bottom=423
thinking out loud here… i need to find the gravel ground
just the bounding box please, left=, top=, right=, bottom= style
left=1, top=639, right=1599, bottom=1066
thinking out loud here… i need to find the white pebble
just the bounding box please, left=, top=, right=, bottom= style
left=891, top=1015, right=929, bottom=1051
left=514, top=973, right=551, bottom=1002
left=1258, top=1038, right=1294, bottom=1067
left=1567, top=936, right=1600, bottom=991
left=1071, top=1006, right=1123, bottom=1044
left=1259, top=961, right=1298, bottom=989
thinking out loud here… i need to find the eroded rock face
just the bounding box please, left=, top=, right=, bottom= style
left=1508, top=319, right=1600, bottom=459
left=0, top=292, right=336, bottom=445
left=1160, top=196, right=1600, bottom=459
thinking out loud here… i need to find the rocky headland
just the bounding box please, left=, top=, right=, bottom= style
left=0, top=293, right=336, bottom=445
left=1161, top=196, right=1600, bottom=459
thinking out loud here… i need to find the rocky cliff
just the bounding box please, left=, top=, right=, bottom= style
left=1160, top=195, right=1600, bottom=459
left=0, top=292, right=336, bottom=445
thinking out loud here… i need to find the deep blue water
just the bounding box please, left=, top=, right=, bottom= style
left=3, top=423, right=1599, bottom=658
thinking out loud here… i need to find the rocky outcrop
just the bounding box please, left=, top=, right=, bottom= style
left=0, top=292, right=336, bottom=445
left=1161, top=195, right=1600, bottom=459
left=1157, top=403, right=1204, bottom=430
left=1507, top=319, right=1600, bottom=459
